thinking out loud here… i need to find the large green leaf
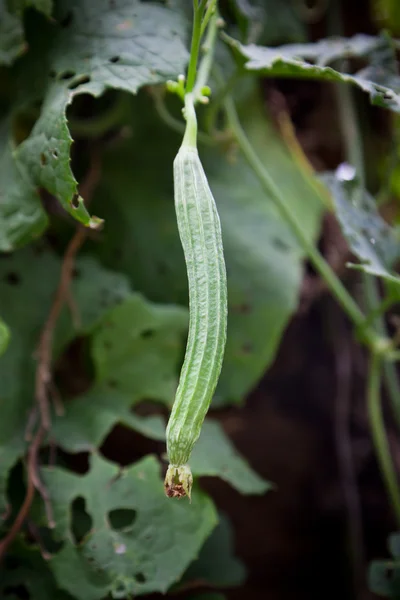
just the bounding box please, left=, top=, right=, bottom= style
left=52, top=295, right=188, bottom=451
left=322, top=169, right=400, bottom=286
left=42, top=454, right=217, bottom=599
left=90, top=90, right=323, bottom=405
left=225, top=33, right=400, bottom=113
left=4, top=0, right=188, bottom=245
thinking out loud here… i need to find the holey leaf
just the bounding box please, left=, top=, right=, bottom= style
left=225, top=32, right=400, bottom=113
left=3, top=1, right=189, bottom=246
left=52, top=294, right=188, bottom=451
left=0, top=246, right=157, bottom=516
left=42, top=454, right=217, bottom=599
left=322, top=167, right=400, bottom=286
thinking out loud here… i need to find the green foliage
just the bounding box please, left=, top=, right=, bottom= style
left=1, top=0, right=189, bottom=242
left=225, top=32, right=400, bottom=112
left=41, top=454, right=217, bottom=598
left=322, top=170, right=400, bottom=286
left=1, top=0, right=400, bottom=597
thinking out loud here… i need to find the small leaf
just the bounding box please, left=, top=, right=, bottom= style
left=321, top=168, right=400, bottom=286
left=225, top=32, right=400, bottom=113
left=183, top=512, right=246, bottom=588
left=42, top=454, right=217, bottom=599
left=190, top=420, right=271, bottom=495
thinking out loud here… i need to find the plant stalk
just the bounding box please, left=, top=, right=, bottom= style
left=223, top=95, right=380, bottom=348
left=367, top=353, right=400, bottom=527
left=186, top=2, right=206, bottom=94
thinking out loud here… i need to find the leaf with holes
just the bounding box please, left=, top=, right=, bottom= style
left=0, top=247, right=147, bottom=515
left=52, top=295, right=188, bottom=452
left=182, top=512, right=246, bottom=589
left=89, top=89, right=323, bottom=406
left=321, top=169, right=400, bottom=286
left=41, top=454, right=217, bottom=599
left=9, top=0, right=189, bottom=230
left=225, top=32, right=400, bottom=113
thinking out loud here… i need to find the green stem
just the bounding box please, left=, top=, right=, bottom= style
left=223, top=95, right=379, bottom=346
left=200, top=0, right=218, bottom=38
left=186, top=2, right=205, bottom=94
left=364, top=275, right=400, bottom=428
left=194, top=10, right=219, bottom=98
left=182, top=94, right=198, bottom=149
left=367, top=352, right=400, bottom=527
left=152, top=88, right=214, bottom=147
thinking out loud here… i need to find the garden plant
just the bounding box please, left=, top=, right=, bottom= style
left=1, top=0, right=400, bottom=598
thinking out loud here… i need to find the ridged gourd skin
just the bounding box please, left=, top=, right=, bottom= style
left=165, top=144, right=227, bottom=498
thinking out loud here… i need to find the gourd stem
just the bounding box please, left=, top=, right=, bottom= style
left=182, top=94, right=198, bottom=149
left=223, top=94, right=380, bottom=350
left=367, top=353, right=400, bottom=527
